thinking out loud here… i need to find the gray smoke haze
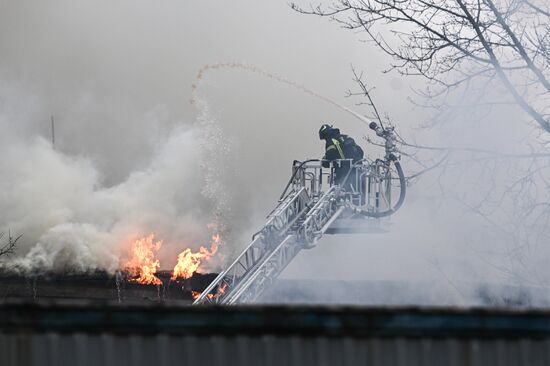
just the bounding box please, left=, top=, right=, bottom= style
left=1, top=0, right=549, bottom=306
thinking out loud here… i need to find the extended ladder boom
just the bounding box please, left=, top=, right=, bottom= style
left=194, top=155, right=403, bottom=305
left=194, top=162, right=344, bottom=304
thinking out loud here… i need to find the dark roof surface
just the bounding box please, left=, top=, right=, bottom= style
left=2, top=300, right=550, bottom=338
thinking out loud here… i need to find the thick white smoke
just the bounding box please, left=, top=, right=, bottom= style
left=0, top=84, right=231, bottom=273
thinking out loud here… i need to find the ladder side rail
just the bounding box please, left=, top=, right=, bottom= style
left=228, top=193, right=348, bottom=304
left=265, top=188, right=307, bottom=226
left=193, top=235, right=263, bottom=304
left=319, top=206, right=345, bottom=234
left=195, top=162, right=338, bottom=305
left=237, top=235, right=304, bottom=304
left=221, top=188, right=321, bottom=304
left=270, top=189, right=310, bottom=235
left=215, top=189, right=308, bottom=304
left=193, top=188, right=310, bottom=305
left=299, top=186, right=340, bottom=244
left=231, top=202, right=346, bottom=304
left=260, top=187, right=309, bottom=247
left=216, top=236, right=275, bottom=304
left=265, top=186, right=304, bottom=222
left=224, top=235, right=298, bottom=305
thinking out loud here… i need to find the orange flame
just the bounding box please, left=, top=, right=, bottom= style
left=126, top=234, right=162, bottom=285
left=171, top=234, right=221, bottom=280
left=192, top=283, right=227, bottom=300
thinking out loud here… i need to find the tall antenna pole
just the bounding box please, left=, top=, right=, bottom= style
left=50, top=116, right=55, bottom=150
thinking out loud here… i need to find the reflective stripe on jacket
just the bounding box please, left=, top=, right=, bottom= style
left=326, top=138, right=345, bottom=159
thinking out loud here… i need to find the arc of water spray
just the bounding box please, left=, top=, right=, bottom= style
left=190, top=62, right=371, bottom=127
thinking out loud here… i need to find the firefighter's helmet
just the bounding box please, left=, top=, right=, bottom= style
left=319, top=124, right=334, bottom=140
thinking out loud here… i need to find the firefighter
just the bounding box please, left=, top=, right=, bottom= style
left=319, top=124, right=364, bottom=188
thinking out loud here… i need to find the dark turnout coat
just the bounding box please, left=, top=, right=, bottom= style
left=321, top=129, right=364, bottom=186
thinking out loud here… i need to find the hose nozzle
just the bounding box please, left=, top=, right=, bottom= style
left=369, top=121, right=385, bottom=137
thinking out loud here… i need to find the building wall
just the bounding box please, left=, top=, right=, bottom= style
left=1, top=301, right=550, bottom=366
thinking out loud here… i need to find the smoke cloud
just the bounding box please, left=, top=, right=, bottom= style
left=0, top=99, right=229, bottom=273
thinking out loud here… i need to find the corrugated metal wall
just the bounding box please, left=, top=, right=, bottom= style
left=3, top=333, right=550, bottom=366
left=2, top=301, right=550, bottom=366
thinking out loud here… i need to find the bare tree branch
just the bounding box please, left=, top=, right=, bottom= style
left=525, top=1, right=550, bottom=18
left=292, top=0, right=550, bottom=133
left=0, top=231, right=20, bottom=258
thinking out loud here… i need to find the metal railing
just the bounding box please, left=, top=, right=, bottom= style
left=194, top=123, right=406, bottom=304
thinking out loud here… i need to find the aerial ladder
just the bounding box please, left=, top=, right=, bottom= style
left=194, top=122, right=406, bottom=305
